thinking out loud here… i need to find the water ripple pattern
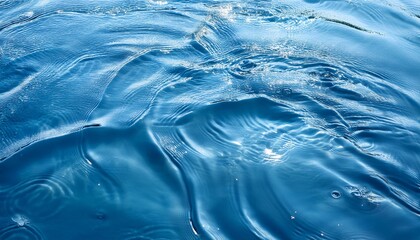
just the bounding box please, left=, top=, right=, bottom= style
left=1, top=0, right=419, bottom=239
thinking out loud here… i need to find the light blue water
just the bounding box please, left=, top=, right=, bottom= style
left=1, top=0, right=419, bottom=239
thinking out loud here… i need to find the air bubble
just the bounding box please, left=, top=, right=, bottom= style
left=331, top=190, right=341, bottom=199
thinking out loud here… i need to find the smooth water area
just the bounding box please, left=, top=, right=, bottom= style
left=0, top=0, right=419, bottom=239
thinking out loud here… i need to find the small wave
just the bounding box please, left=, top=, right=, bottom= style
left=0, top=224, right=44, bottom=240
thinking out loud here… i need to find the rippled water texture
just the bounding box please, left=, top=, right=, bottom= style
left=1, top=0, right=420, bottom=239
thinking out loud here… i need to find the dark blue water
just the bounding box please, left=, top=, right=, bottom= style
left=1, top=0, right=419, bottom=239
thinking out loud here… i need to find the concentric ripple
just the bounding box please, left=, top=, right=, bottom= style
left=0, top=224, right=44, bottom=240
left=4, top=177, right=73, bottom=219
left=169, top=97, right=338, bottom=164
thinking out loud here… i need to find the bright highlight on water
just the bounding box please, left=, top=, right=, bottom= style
left=0, top=0, right=419, bottom=239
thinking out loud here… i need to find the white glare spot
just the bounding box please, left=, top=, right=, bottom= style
left=264, top=148, right=273, bottom=155
left=12, top=214, right=29, bottom=227
left=217, top=4, right=234, bottom=21
left=264, top=148, right=283, bottom=161
left=22, top=11, right=34, bottom=18
left=148, top=0, right=168, bottom=5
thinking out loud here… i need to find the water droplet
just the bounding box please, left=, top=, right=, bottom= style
left=331, top=190, right=341, bottom=199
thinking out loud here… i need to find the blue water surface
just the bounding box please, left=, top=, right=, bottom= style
left=1, top=0, right=419, bottom=239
